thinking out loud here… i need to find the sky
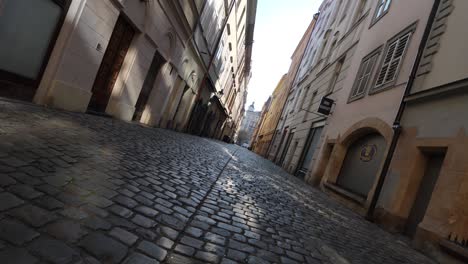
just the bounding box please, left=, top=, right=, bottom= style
left=246, top=0, right=321, bottom=111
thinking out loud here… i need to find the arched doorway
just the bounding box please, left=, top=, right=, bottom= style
left=336, top=133, right=386, bottom=197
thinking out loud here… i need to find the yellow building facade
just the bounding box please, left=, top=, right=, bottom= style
left=252, top=75, right=288, bottom=157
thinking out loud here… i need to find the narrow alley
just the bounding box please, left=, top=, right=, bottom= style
left=0, top=100, right=434, bottom=264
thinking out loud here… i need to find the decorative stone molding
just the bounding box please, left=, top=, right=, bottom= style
left=417, top=0, right=454, bottom=76
left=339, top=117, right=393, bottom=147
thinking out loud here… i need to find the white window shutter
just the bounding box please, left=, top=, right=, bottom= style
left=375, top=32, right=411, bottom=88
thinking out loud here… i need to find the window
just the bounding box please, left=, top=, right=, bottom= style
left=374, top=31, right=412, bottom=89
left=325, top=39, right=337, bottom=65
left=352, top=0, right=367, bottom=25
left=374, top=0, right=391, bottom=20
left=318, top=39, right=328, bottom=62
left=349, top=49, right=381, bottom=100
left=332, top=0, right=343, bottom=24
left=328, top=56, right=345, bottom=93
left=291, top=88, right=302, bottom=113
left=237, top=6, right=246, bottom=28
left=0, top=0, right=64, bottom=80
left=340, top=0, right=351, bottom=22
left=299, top=85, right=310, bottom=112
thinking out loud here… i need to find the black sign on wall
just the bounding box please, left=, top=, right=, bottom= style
left=317, top=97, right=334, bottom=115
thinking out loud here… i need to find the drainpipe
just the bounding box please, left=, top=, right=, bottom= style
left=366, top=0, right=441, bottom=220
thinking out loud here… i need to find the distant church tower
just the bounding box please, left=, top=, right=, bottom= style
left=248, top=102, right=255, bottom=111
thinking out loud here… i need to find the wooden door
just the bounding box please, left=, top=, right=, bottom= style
left=88, top=15, right=135, bottom=112
left=133, top=52, right=165, bottom=121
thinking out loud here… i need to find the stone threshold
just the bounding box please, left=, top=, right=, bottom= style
left=440, top=239, right=468, bottom=262
left=323, top=182, right=366, bottom=205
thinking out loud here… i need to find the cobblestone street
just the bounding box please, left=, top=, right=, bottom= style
left=0, top=100, right=435, bottom=264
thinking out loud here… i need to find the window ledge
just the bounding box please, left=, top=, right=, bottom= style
left=324, top=182, right=366, bottom=205
left=347, top=93, right=365, bottom=104
left=369, top=81, right=407, bottom=96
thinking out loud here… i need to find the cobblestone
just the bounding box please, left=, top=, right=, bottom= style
left=109, top=227, right=138, bottom=246
left=29, top=237, right=78, bottom=264
left=137, top=240, right=167, bottom=261
left=0, top=101, right=436, bottom=264
left=123, top=252, right=159, bottom=264
left=0, top=192, right=24, bottom=211
left=80, top=233, right=128, bottom=263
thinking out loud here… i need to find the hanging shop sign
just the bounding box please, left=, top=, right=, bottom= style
left=317, top=97, right=334, bottom=115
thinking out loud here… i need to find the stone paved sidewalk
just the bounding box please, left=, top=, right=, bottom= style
left=0, top=100, right=436, bottom=264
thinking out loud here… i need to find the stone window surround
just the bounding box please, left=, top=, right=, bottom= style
left=368, top=22, right=418, bottom=96
left=415, top=0, right=454, bottom=77
left=348, top=45, right=383, bottom=103
left=369, top=0, right=392, bottom=28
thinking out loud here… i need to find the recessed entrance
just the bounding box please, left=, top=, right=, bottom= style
left=88, top=15, right=135, bottom=113
left=337, top=133, right=386, bottom=197
left=133, top=51, right=166, bottom=122
left=404, top=151, right=445, bottom=237
left=295, top=126, right=323, bottom=178
left=0, top=0, right=67, bottom=100
left=279, top=131, right=294, bottom=166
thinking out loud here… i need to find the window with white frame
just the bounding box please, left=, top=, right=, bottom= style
left=349, top=49, right=381, bottom=100
left=374, top=31, right=412, bottom=89
left=299, top=85, right=310, bottom=112
left=291, top=88, right=302, bottom=113
left=374, top=0, right=391, bottom=21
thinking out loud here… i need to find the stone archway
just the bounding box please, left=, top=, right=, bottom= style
left=322, top=118, right=393, bottom=199
left=337, top=133, right=387, bottom=197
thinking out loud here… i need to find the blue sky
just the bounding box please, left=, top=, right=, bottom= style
left=247, top=0, right=321, bottom=111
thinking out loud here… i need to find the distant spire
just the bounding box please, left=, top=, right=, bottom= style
left=248, top=102, right=255, bottom=111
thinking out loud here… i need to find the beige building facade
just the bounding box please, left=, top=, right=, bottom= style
left=0, top=0, right=256, bottom=141
left=316, top=0, right=434, bottom=210
left=272, top=0, right=372, bottom=179
left=267, top=16, right=317, bottom=163
left=370, top=0, right=468, bottom=261
left=251, top=75, right=288, bottom=157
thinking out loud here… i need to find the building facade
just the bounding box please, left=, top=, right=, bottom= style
left=237, top=103, right=260, bottom=146
left=0, top=0, right=256, bottom=141
left=267, top=16, right=318, bottom=163
left=260, top=0, right=462, bottom=261
left=272, top=0, right=372, bottom=180
left=250, top=96, right=271, bottom=155
left=372, top=0, right=468, bottom=261
left=315, top=0, right=433, bottom=215
left=251, top=75, right=288, bottom=157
